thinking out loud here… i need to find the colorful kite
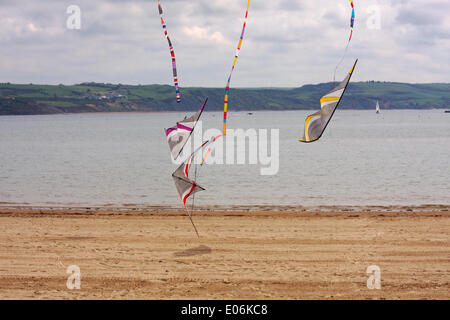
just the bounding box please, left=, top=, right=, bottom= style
left=349, top=0, right=355, bottom=42
left=333, top=0, right=356, bottom=82
left=165, top=98, right=207, bottom=160
left=172, top=139, right=215, bottom=237
left=223, top=0, right=250, bottom=135
left=157, top=0, right=181, bottom=103
left=300, top=59, right=358, bottom=143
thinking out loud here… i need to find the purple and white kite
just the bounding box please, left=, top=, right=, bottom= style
left=164, top=98, right=207, bottom=160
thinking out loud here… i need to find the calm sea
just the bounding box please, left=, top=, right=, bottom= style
left=0, top=110, right=449, bottom=208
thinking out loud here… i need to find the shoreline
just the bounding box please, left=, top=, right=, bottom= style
left=0, top=204, right=449, bottom=215
left=0, top=108, right=446, bottom=117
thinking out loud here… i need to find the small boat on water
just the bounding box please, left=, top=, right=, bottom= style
left=375, top=100, right=381, bottom=114
left=445, top=110, right=450, bottom=113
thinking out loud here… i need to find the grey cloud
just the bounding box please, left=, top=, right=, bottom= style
left=0, top=0, right=449, bottom=86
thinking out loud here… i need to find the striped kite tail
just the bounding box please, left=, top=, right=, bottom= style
left=222, top=0, right=250, bottom=135
left=158, top=0, right=181, bottom=103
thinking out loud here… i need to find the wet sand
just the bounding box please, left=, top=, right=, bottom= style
left=0, top=207, right=448, bottom=299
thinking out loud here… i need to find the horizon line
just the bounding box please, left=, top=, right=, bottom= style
left=1, top=81, right=450, bottom=89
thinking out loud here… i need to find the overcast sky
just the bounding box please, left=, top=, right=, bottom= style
left=0, top=0, right=449, bottom=87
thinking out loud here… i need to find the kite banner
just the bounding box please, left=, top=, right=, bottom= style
left=158, top=0, right=181, bottom=103
left=165, top=98, right=207, bottom=160
left=223, top=0, right=250, bottom=136
left=300, top=59, right=358, bottom=143
left=349, top=0, right=355, bottom=41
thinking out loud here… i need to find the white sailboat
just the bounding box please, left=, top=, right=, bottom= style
left=375, top=100, right=381, bottom=114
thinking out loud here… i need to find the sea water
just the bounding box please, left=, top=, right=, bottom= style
left=0, top=110, right=449, bottom=208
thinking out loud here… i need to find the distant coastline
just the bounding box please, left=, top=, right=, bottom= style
left=1, top=82, right=449, bottom=115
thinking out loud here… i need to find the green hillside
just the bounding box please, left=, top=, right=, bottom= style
left=0, top=81, right=449, bottom=115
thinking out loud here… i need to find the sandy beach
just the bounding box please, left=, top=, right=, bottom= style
left=0, top=207, right=448, bottom=299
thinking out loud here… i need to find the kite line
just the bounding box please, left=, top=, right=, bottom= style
left=200, top=134, right=223, bottom=166
left=158, top=0, right=181, bottom=103
left=223, top=0, right=250, bottom=135
left=333, top=0, right=355, bottom=82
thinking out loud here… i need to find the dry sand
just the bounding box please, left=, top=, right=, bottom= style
left=0, top=207, right=448, bottom=299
